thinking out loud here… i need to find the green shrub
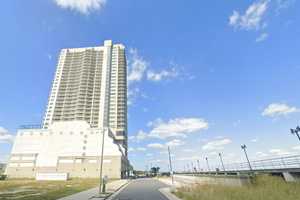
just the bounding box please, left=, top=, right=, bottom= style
left=0, top=175, right=7, bottom=180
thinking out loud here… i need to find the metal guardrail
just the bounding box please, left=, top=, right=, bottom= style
left=225, top=155, right=300, bottom=172
left=181, top=155, right=300, bottom=174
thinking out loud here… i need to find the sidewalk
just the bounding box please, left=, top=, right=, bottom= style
left=57, top=179, right=129, bottom=200
left=157, top=177, right=183, bottom=200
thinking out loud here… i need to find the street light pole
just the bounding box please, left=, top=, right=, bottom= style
left=290, top=126, right=300, bottom=142
left=99, top=128, right=106, bottom=194
left=197, top=160, right=201, bottom=172
left=218, top=153, right=226, bottom=172
left=205, top=157, right=211, bottom=172
left=241, top=144, right=252, bottom=171
left=191, top=162, right=194, bottom=172
left=168, top=146, right=174, bottom=184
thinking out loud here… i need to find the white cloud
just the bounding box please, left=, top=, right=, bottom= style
left=128, top=147, right=147, bottom=152
left=292, top=146, right=300, bottom=150
left=136, top=130, right=148, bottom=141
left=251, top=138, right=259, bottom=143
left=269, top=148, right=291, bottom=156
left=276, top=0, right=295, bottom=12
left=166, top=139, right=185, bottom=147
left=262, top=103, right=299, bottom=117
left=128, top=136, right=135, bottom=141
left=183, top=149, right=194, bottom=153
left=127, top=48, right=148, bottom=84
left=256, top=32, right=269, bottom=42
left=0, top=127, right=14, bottom=143
left=136, top=147, right=147, bottom=152
left=128, top=147, right=135, bottom=152
left=147, top=143, right=165, bottom=149
left=255, top=151, right=269, bottom=158
left=147, top=68, right=179, bottom=82
left=129, top=130, right=148, bottom=141
left=127, top=49, right=149, bottom=106
left=47, top=54, right=53, bottom=60
left=176, top=156, right=200, bottom=161
left=202, top=138, right=232, bottom=151
left=127, top=87, right=140, bottom=106
left=148, top=118, right=208, bottom=139
left=54, top=0, right=106, bottom=14
left=229, top=0, right=269, bottom=30
left=127, top=48, right=190, bottom=106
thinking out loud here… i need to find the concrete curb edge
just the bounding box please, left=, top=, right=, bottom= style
left=105, top=179, right=131, bottom=200
left=159, top=187, right=182, bottom=200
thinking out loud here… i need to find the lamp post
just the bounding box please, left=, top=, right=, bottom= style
left=99, top=128, right=106, bottom=194
left=290, top=126, right=300, bottom=142
left=191, top=162, right=194, bottom=172
left=241, top=144, right=252, bottom=171
left=168, top=146, right=174, bottom=184
left=205, top=157, right=211, bottom=172
left=197, top=160, right=201, bottom=172
left=218, top=153, right=226, bottom=172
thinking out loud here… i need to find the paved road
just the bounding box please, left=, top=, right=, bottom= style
left=111, top=178, right=169, bottom=200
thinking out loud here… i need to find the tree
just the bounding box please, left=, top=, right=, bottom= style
left=150, top=167, right=160, bottom=176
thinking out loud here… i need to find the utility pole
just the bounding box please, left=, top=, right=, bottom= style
left=98, top=128, right=106, bottom=194
left=218, top=153, right=226, bottom=172
left=191, top=162, right=194, bottom=172
left=290, top=126, right=300, bottom=142
left=197, top=160, right=201, bottom=172
left=241, top=144, right=252, bottom=171
left=168, top=146, right=174, bottom=184
left=205, top=157, right=211, bottom=172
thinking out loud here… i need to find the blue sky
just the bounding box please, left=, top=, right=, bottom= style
left=0, top=0, right=300, bottom=171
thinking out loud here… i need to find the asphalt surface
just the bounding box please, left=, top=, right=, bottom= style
left=111, top=178, right=169, bottom=200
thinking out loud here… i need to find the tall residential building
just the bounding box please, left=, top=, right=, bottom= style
left=6, top=40, right=129, bottom=179
left=43, top=40, right=127, bottom=143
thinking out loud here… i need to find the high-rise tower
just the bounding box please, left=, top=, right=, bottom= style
left=6, top=40, right=129, bottom=179
left=43, top=40, right=127, bottom=143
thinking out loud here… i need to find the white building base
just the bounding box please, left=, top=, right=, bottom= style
left=5, top=121, right=128, bottom=179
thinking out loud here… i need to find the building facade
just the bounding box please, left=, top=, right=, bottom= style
left=6, top=40, right=129, bottom=179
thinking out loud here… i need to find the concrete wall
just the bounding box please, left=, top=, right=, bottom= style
left=6, top=121, right=127, bottom=179
left=6, top=155, right=122, bottom=179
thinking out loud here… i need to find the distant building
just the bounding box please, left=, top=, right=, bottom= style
left=6, top=40, right=129, bottom=179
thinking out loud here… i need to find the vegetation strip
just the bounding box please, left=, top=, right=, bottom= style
left=174, top=175, right=300, bottom=200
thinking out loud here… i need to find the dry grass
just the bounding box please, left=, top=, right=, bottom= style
left=175, top=175, right=300, bottom=200
left=0, top=178, right=99, bottom=200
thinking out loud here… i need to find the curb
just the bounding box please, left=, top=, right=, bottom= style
left=105, top=180, right=131, bottom=200
left=159, top=187, right=182, bottom=200
left=89, top=180, right=131, bottom=200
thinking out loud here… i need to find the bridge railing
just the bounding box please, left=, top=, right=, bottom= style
left=181, top=155, right=300, bottom=174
